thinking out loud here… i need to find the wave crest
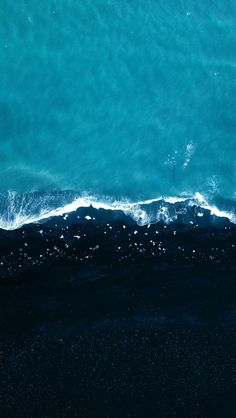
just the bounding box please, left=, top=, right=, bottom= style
left=0, top=191, right=235, bottom=231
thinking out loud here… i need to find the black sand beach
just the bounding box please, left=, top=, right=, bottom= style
left=0, top=207, right=236, bottom=417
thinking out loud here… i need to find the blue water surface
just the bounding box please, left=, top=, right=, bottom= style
left=0, top=0, right=236, bottom=207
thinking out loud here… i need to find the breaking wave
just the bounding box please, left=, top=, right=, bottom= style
left=0, top=191, right=235, bottom=231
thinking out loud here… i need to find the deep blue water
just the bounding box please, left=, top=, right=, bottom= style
left=0, top=0, right=236, bottom=227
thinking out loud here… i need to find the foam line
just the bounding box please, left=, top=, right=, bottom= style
left=191, top=192, right=236, bottom=223
left=0, top=192, right=235, bottom=230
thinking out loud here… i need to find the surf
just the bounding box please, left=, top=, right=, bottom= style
left=0, top=191, right=235, bottom=231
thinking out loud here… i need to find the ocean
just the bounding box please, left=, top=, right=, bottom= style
left=0, top=1, right=236, bottom=417
left=0, top=0, right=236, bottom=229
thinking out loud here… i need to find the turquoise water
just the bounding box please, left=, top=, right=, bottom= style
left=0, top=1, right=236, bottom=216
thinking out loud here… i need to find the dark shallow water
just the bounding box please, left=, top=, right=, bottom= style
left=0, top=208, right=236, bottom=417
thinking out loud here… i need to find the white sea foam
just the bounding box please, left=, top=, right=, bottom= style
left=192, top=192, right=236, bottom=223
left=0, top=191, right=235, bottom=230
left=183, top=142, right=195, bottom=168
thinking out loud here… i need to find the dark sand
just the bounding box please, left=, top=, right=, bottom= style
left=0, top=207, right=235, bottom=417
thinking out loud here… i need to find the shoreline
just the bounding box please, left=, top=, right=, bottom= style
left=0, top=206, right=235, bottom=282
